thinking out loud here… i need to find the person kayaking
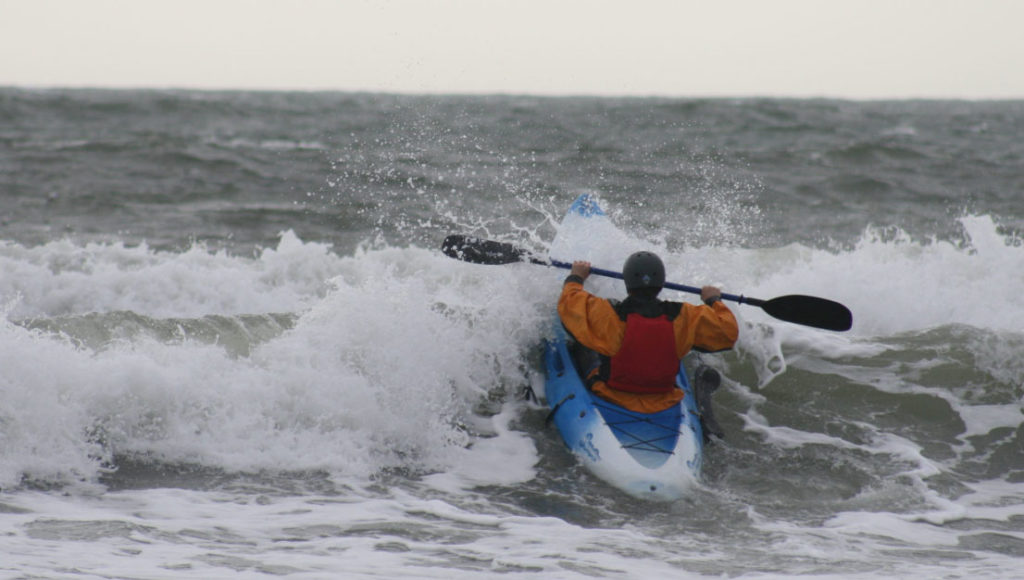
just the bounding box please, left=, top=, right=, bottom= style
left=558, top=251, right=739, bottom=415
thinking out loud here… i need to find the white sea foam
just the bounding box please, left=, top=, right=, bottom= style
left=4, top=213, right=1022, bottom=486
left=1, top=488, right=736, bottom=580
left=3, top=212, right=1024, bottom=579
left=0, top=231, right=338, bottom=319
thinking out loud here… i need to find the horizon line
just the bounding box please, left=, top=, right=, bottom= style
left=4, top=83, right=1023, bottom=103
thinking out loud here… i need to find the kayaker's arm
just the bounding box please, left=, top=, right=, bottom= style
left=676, top=301, right=740, bottom=355
left=557, top=279, right=624, bottom=357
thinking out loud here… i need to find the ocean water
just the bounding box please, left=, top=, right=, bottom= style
left=1, top=88, right=1023, bottom=579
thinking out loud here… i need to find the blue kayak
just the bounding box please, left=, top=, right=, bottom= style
left=544, top=194, right=704, bottom=500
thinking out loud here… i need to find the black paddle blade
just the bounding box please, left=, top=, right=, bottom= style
left=441, top=235, right=527, bottom=265
left=761, top=295, right=853, bottom=332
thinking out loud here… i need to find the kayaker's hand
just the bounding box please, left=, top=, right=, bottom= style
left=701, top=286, right=722, bottom=305
left=571, top=260, right=591, bottom=280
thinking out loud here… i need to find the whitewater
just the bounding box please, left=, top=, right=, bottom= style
left=1, top=88, right=1023, bottom=578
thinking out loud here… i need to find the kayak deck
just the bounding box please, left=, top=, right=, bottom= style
left=591, top=398, right=683, bottom=469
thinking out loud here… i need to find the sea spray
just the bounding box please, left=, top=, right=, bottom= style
left=4, top=91, right=1024, bottom=578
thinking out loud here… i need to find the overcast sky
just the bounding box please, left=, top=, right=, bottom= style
left=3, top=0, right=1023, bottom=99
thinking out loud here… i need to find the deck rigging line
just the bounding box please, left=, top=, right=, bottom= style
left=592, top=400, right=686, bottom=455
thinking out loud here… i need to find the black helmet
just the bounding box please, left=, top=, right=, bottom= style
left=623, top=251, right=665, bottom=291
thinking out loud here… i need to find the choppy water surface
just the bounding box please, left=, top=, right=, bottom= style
left=1, top=88, right=1023, bottom=578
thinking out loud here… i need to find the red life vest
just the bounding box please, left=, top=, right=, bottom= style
left=606, top=313, right=679, bottom=394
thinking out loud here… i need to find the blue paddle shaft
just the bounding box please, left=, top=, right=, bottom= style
left=548, top=259, right=762, bottom=307
left=439, top=234, right=849, bottom=329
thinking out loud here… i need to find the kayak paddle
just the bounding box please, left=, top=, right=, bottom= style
left=441, top=234, right=853, bottom=332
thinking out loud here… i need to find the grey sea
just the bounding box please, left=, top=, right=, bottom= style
left=2, top=88, right=1023, bottom=579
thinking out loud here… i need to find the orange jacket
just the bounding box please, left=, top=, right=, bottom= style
left=557, top=278, right=739, bottom=412
left=558, top=280, right=739, bottom=358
